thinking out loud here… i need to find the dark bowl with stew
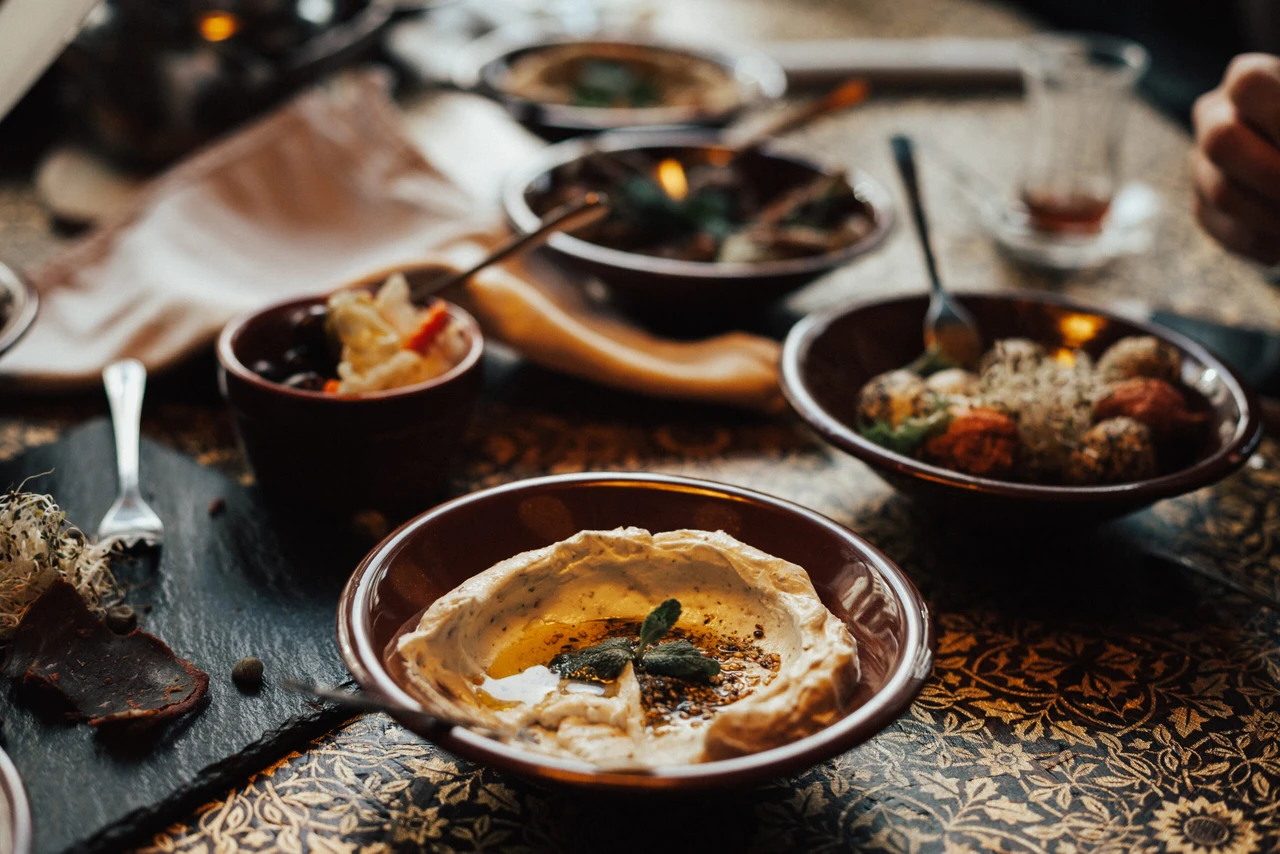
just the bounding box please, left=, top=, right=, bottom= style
left=780, top=291, right=1263, bottom=524
left=503, top=129, right=894, bottom=315
left=217, top=289, right=484, bottom=520
left=453, top=30, right=787, bottom=140
left=338, top=472, right=933, bottom=791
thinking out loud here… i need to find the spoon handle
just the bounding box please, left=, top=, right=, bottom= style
left=413, top=193, right=609, bottom=301
left=730, top=77, right=870, bottom=157
left=282, top=679, right=462, bottom=732
left=102, top=359, right=146, bottom=497
left=890, top=135, right=943, bottom=296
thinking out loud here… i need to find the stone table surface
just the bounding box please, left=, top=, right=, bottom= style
left=4, top=0, right=1280, bottom=852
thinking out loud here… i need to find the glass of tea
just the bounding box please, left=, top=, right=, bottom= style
left=1019, top=34, right=1149, bottom=237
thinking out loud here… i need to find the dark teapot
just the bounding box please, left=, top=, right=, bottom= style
left=57, top=0, right=405, bottom=170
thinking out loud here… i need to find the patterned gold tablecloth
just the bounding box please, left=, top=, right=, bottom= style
left=4, top=0, right=1280, bottom=852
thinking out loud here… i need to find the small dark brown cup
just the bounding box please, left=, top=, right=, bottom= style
left=217, top=293, right=484, bottom=519
left=338, top=472, right=933, bottom=791
left=781, top=291, right=1264, bottom=524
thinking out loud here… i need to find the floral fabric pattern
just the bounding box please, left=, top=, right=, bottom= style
left=129, top=406, right=1280, bottom=854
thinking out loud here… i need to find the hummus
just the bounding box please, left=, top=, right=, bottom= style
left=397, top=528, right=860, bottom=767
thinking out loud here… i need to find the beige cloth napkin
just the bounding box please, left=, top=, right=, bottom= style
left=5, top=71, right=783, bottom=412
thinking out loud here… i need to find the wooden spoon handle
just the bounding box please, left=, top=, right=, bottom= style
left=414, top=193, right=610, bottom=300
left=730, top=77, right=870, bottom=157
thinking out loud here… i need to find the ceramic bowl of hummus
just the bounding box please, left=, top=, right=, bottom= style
left=338, top=472, right=932, bottom=790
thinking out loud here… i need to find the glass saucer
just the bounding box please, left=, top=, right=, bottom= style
left=983, top=182, right=1161, bottom=271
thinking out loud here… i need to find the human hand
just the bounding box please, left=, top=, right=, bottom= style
left=1192, top=54, right=1280, bottom=265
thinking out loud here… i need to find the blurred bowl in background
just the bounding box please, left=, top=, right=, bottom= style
left=504, top=129, right=893, bottom=315
left=56, top=0, right=407, bottom=170
left=455, top=29, right=786, bottom=140
left=0, top=262, right=39, bottom=362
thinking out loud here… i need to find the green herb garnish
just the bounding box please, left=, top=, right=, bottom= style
left=571, top=60, right=661, bottom=107
left=547, top=599, right=721, bottom=684
left=616, top=177, right=740, bottom=246
left=858, top=410, right=952, bottom=455
left=635, top=598, right=681, bottom=660
left=548, top=636, right=633, bottom=681
left=641, top=639, right=723, bottom=681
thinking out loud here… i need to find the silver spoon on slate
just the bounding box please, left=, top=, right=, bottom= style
left=890, top=134, right=983, bottom=370
left=97, top=358, right=164, bottom=548
left=283, top=678, right=652, bottom=774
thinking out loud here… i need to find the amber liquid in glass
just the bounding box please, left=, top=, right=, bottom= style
left=1021, top=190, right=1111, bottom=235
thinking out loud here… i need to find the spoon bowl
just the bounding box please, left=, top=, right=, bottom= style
left=889, top=135, right=983, bottom=368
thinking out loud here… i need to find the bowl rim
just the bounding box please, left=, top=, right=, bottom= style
left=0, top=263, right=39, bottom=361
left=780, top=289, right=1265, bottom=502
left=454, top=31, right=788, bottom=130
left=337, top=471, right=934, bottom=790
left=216, top=290, right=484, bottom=404
left=0, top=746, right=32, bottom=854
left=502, top=128, right=896, bottom=280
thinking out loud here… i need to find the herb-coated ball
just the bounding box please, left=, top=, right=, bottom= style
left=925, top=368, right=981, bottom=398
left=856, top=369, right=930, bottom=427
left=1094, top=377, right=1207, bottom=448
left=1065, top=417, right=1158, bottom=484
left=1097, top=336, right=1181, bottom=384
left=978, top=338, right=1046, bottom=376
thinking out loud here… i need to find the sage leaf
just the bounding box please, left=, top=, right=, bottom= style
left=549, top=637, right=633, bottom=681
left=640, top=640, right=721, bottom=682
left=635, top=599, right=681, bottom=660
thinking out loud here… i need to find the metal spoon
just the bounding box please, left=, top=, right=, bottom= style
left=282, top=678, right=653, bottom=774
left=889, top=135, right=982, bottom=370
left=724, top=77, right=871, bottom=160
left=281, top=678, right=506, bottom=738
left=96, top=359, right=164, bottom=549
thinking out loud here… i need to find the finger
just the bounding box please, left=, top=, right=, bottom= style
left=1196, top=93, right=1280, bottom=204
left=1194, top=194, right=1280, bottom=264
left=1190, top=148, right=1280, bottom=235
left=1224, top=53, right=1280, bottom=146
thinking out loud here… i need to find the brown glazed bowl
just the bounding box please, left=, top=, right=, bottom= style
left=0, top=746, right=32, bottom=854
left=217, top=293, right=484, bottom=519
left=781, top=291, right=1264, bottom=523
left=0, top=262, right=39, bottom=362
left=503, top=129, right=894, bottom=313
left=338, top=472, right=933, bottom=791
left=453, top=31, right=787, bottom=140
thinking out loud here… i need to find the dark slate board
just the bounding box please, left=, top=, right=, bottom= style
left=0, top=419, right=364, bottom=854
